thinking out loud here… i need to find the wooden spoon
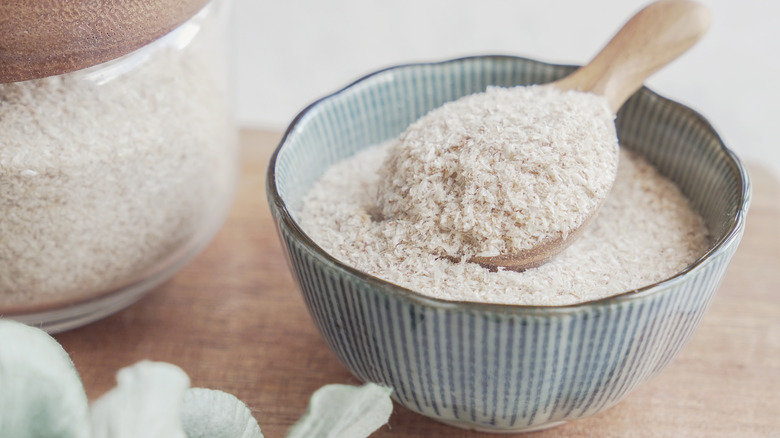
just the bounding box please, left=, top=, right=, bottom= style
left=471, top=0, right=711, bottom=271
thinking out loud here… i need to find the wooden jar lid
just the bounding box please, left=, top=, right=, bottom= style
left=0, top=0, right=211, bottom=83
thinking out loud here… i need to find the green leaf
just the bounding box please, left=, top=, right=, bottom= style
left=90, top=360, right=190, bottom=438
left=286, top=383, right=393, bottom=438
left=0, top=319, right=91, bottom=438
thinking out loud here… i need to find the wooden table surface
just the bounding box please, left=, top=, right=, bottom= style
left=57, top=130, right=780, bottom=437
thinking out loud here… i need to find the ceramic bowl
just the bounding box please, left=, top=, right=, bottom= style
left=266, top=56, right=750, bottom=433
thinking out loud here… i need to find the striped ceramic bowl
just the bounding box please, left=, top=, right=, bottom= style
left=266, top=56, right=750, bottom=433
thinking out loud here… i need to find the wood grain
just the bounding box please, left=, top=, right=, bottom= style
left=55, top=130, right=780, bottom=437
left=0, top=0, right=209, bottom=83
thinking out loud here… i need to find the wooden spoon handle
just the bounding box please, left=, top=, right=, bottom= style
left=554, top=0, right=711, bottom=112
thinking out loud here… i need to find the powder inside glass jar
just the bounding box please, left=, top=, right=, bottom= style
left=0, top=13, right=235, bottom=308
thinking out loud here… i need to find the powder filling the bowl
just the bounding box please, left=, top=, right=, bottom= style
left=376, top=85, right=619, bottom=259
left=299, top=141, right=709, bottom=306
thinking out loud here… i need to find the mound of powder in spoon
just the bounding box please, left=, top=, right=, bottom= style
left=375, top=85, right=619, bottom=260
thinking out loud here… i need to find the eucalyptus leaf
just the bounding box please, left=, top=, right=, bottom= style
left=0, top=319, right=91, bottom=438
left=90, top=360, right=190, bottom=438
left=181, top=387, right=263, bottom=438
left=286, top=383, right=393, bottom=438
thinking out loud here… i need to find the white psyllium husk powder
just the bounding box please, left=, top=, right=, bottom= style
left=0, top=16, right=235, bottom=307
left=300, top=144, right=709, bottom=306
left=376, top=86, right=619, bottom=259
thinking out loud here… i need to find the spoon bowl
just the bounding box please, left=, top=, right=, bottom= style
left=470, top=0, right=711, bottom=271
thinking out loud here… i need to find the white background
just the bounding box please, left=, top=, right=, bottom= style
left=229, top=0, right=779, bottom=177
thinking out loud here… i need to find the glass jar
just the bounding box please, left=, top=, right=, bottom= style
left=0, top=0, right=237, bottom=332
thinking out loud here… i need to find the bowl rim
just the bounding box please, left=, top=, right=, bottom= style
left=266, top=54, right=751, bottom=315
